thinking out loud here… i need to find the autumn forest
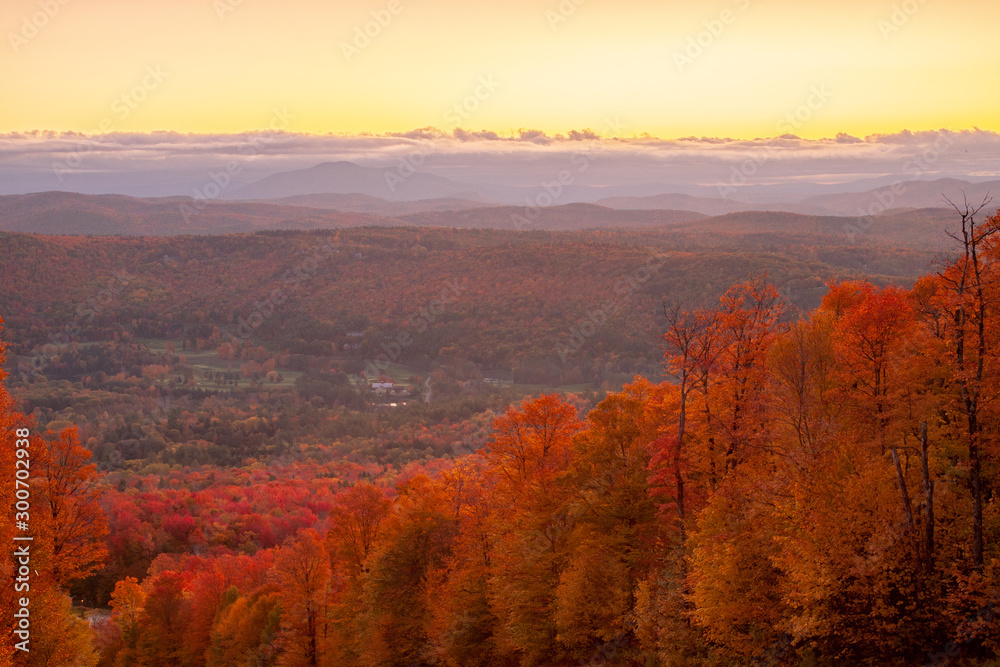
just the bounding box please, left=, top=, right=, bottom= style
left=0, top=200, right=998, bottom=666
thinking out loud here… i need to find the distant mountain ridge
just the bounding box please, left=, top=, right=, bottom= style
left=398, top=203, right=707, bottom=230
left=0, top=192, right=975, bottom=247
left=796, top=178, right=1000, bottom=216
left=220, top=161, right=481, bottom=202
left=0, top=192, right=401, bottom=235
left=14, top=157, right=997, bottom=222
left=249, top=193, right=491, bottom=216
left=595, top=193, right=753, bottom=216
left=0, top=192, right=709, bottom=235
left=599, top=178, right=1000, bottom=217
left=219, top=161, right=1000, bottom=219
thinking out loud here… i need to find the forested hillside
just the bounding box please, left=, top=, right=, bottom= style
left=2, top=204, right=1000, bottom=663
left=0, top=223, right=934, bottom=388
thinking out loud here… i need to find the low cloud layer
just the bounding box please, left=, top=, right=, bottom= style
left=2, top=128, right=1000, bottom=199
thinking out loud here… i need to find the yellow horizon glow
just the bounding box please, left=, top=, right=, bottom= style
left=1, top=0, right=997, bottom=140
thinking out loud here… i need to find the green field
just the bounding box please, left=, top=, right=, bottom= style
left=134, top=338, right=602, bottom=398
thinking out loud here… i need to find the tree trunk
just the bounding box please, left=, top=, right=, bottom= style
left=920, top=421, right=934, bottom=574
left=890, top=447, right=916, bottom=537
left=676, top=386, right=686, bottom=547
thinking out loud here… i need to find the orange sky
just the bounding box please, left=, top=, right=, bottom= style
left=1, top=0, right=998, bottom=139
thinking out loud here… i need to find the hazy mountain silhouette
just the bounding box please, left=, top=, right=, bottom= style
left=399, top=203, right=706, bottom=230
left=221, top=161, right=481, bottom=202
left=0, top=192, right=972, bottom=247
left=599, top=178, right=999, bottom=217
left=252, top=192, right=491, bottom=216
left=797, top=178, right=1000, bottom=216
left=0, top=192, right=404, bottom=235
left=596, top=193, right=756, bottom=216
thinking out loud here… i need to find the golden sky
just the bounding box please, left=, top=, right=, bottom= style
left=1, top=0, right=997, bottom=139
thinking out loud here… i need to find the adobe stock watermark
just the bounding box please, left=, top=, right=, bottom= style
left=386, top=76, right=501, bottom=193
left=716, top=84, right=833, bottom=199
left=230, top=243, right=339, bottom=344
left=383, top=145, right=431, bottom=194
left=510, top=116, right=627, bottom=230
left=51, top=65, right=169, bottom=182
left=213, top=0, right=246, bottom=21
left=179, top=107, right=294, bottom=225
left=364, top=279, right=466, bottom=380
left=922, top=597, right=1000, bottom=666
left=843, top=131, right=954, bottom=240
left=18, top=271, right=133, bottom=381
left=444, top=75, right=501, bottom=127
left=556, top=255, right=665, bottom=362
left=8, top=0, right=72, bottom=53
left=545, top=0, right=586, bottom=30
left=775, top=85, right=833, bottom=134
left=340, top=0, right=403, bottom=63
left=878, top=0, right=929, bottom=40
left=674, top=0, right=751, bottom=73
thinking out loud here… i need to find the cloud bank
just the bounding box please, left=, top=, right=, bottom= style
left=2, top=128, right=999, bottom=198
